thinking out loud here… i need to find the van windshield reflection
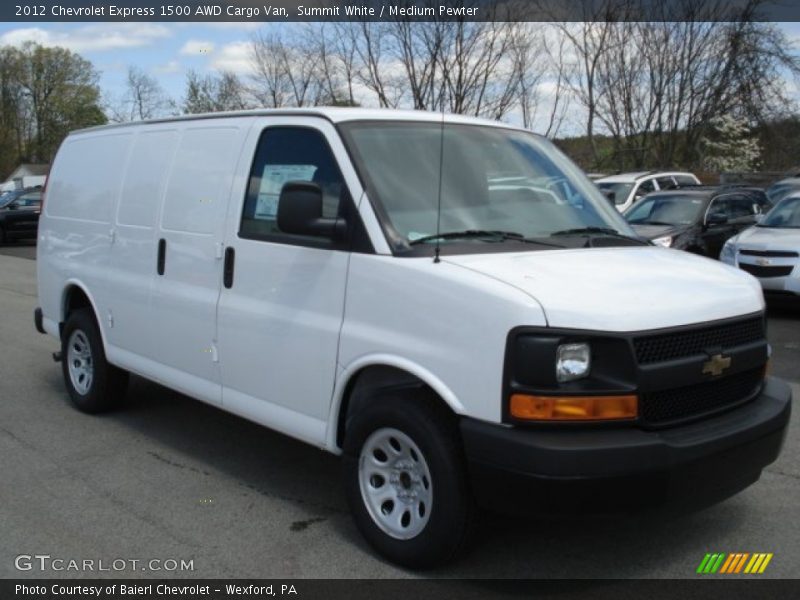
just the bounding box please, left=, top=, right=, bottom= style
left=339, top=121, right=634, bottom=252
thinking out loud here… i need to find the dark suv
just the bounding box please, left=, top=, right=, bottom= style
left=0, top=187, right=42, bottom=243
left=624, top=186, right=771, bottom=258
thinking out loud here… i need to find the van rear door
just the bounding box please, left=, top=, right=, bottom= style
left=146, top=123, right=248, bottom=405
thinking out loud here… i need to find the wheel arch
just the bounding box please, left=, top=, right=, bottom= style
left=327, top=355, right=465, bottom=452
left=59, top=281, right=106, bottom=346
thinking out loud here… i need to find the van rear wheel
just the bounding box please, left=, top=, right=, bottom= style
left=342, top=392, right=475, bottom=568
left=61, top=309, right=128, bottom=413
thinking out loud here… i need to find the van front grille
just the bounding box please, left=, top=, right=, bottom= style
left=640, top=367, right=764, bottom=426
left=633, top=317, right=764, bottom=365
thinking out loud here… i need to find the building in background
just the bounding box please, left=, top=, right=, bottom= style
left=0, top=164, right=49, bottom=192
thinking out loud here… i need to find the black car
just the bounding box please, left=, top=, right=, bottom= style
left=623, top=186, right=771, bottom=258
left=0, top=187, right=43, bottom=243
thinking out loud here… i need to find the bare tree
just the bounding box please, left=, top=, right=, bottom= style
left=347, top=21, right=405, bottom=108
left=539, top=31, right=571, bottom=138
left=111, top=66, right=173, bottom=123
left=554, top=19, right=617, bottom=163
left=183, top=70, right=250, bottom=114
left=546, top=0, right=800, bottom=169
left=250, top=27, right=328, bottom=108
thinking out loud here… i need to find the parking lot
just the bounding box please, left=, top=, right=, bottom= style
left=1, top=241, right=798, bottom=579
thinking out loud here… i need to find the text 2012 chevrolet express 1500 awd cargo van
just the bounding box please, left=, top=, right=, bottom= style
left=35, top=109, right=791, bottom=568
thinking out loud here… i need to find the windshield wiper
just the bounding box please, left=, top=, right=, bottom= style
left=627, top=219, right=676, bottom=227
left=549, top=227, right=647, bottom=244
left=409, top=229, right=564, bottom=248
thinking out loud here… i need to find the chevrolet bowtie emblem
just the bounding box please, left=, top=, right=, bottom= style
left=756, top=258, right=771, bottom=266
left=703, top=354, right=732, bottom=377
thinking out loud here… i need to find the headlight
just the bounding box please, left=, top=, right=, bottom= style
left=720, top=241, right=736, bottom=263
left=652, top=235, right=673, bottom=248
left=556, top=343, right=591, bottom=382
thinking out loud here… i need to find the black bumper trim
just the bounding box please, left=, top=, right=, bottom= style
left=461, top=377, right=791, bottom=513
left=34, top=307, right=45, bottom=334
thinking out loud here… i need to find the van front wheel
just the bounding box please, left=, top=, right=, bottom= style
left=61, top=309, right=128, bottom=413
left=342, top=393, right=475, bottom=568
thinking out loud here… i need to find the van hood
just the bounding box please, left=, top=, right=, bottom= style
left=444, top=247, right=763, bottom=332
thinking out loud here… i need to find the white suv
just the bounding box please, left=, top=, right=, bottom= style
left=34, top=109, right=790, bottom=568
left=596, top=171, right=701, bottom=212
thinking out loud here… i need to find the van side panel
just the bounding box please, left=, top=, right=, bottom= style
left=38, top=132, right=134, bottom=341
left=107, top=128, right=180, bottom=355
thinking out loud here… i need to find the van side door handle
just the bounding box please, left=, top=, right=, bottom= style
left=157, top=238, right=166, bottom=275
left=223, top=247, right=235, bottom=289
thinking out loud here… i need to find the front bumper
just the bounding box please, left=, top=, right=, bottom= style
left=461, top=377, right=791, bottom=514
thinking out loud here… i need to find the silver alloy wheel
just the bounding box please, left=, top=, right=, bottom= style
left=358, top=427, right=433, bottom=540
left=67, top=330, right=94, bottom=395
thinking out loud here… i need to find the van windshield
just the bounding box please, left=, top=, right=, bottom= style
left=339, top=121, right=633, bottom=252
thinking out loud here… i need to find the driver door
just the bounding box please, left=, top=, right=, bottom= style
left=216, top=118, right=357, bottom=445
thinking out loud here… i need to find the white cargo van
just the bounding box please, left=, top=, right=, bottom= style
left=35, top=109, right=791, bottom=568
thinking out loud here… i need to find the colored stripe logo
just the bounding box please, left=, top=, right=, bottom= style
left=697, top=553, right=773, bottom=574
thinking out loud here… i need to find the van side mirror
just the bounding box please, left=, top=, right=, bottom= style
left=754, top=213, right=764, bottom=223
left=277, top=181, right=346, bottom=239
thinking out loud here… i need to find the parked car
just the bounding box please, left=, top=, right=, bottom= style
left=35, top=108, right=790, bottom=568
left=624, top=186, right=771, bottom=257
left=595, top=171, right=701, bottom=212
left=765, top=177, right=800, bottom=206
left=720, top=194, right=800, bottom=297
left=0, top=187, right=42, bottom=243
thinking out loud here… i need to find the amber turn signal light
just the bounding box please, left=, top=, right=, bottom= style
left=510, top=394, right=638, bottom=421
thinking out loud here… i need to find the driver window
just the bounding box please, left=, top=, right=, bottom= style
left=707, top=197, right=731, bottom=219
left=728, top=195, right=754, bottom=219
left=240, top=127, right=346, bottom=242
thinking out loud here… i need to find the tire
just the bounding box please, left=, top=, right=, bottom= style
left=342, top=390, right=475, bottom=569
left=61, top=308, right=128, bottom=414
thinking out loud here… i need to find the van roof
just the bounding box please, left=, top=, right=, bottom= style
left=73, top=107, right=527, bottom=135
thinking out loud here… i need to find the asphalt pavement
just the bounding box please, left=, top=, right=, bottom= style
left=0, top=244, right=798, bottom=579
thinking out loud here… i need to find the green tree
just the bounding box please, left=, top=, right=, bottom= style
left=10, top=42, right=106, bottom=165
left=0, top=47, right=25, bottom=177
left=0, top=42, right=107, bottom=174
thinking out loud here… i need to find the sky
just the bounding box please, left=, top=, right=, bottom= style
left=1, top=20, right=799, bottom=136
left=0, top=21, right=262, bottom=105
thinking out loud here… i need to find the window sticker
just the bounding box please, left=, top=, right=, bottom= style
left=255, top=164, right=318, bottom=219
